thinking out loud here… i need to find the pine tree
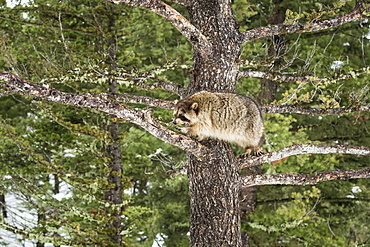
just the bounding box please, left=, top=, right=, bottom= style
left=1, top=0, right=370, bottom=246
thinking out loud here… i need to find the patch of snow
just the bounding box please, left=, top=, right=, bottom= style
left=152, top=233, right=167, bottom=247
left=1, top=178, right=72, bottom=246
left=49, top=174, right=72, bottom=201
left=330, top=61, right=345, bottom=69
left=0, top=193, right=37, bottom=246
left=6, top=0, right=29, bottom=8
left=52, top=182, right=72, bottom=201
left=352, top=186, right=362, bottom=193
left=63, top=149, right=76, bottom=158
left=148, top=148, right=163, bottom=158
left=364, top=31, right=370, bottom=39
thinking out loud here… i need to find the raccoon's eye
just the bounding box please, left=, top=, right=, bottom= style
left=177, top=114, right=189, bottom=122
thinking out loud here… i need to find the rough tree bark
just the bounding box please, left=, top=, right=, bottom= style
left=186, top=1, right=243, bottom=94
left=185, top=2, right=245, bottom=246
left=188, top=141, right=242, bottom=246
left=104, top=5, right=123, bottom=245
left=1, top=0, right=370, bottom=246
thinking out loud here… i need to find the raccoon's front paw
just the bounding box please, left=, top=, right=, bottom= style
left=173, top=125, right=182, bottom=131
left=173, top=126, right=192, bottom=136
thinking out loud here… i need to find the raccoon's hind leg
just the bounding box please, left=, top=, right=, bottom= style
left=241, top=135, right=265, bottom=157
left=252, top=146, right=264, bottom=156
left=240, top=146, right=264, bottom=158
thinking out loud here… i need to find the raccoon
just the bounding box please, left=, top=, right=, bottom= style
left=173, top=91, right=264, bottom=155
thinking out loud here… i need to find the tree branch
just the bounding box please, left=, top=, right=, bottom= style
left=261, top=104, right=370, bottom=115
left=0, top=72, right=208, bottom=158
left=239, top=144, right=370, bottom=169
left=116, top=66, right=188, bottom=95
left=238, top=71, right=352, bottom=82
left=241, top=3, right=366, bottom=43
left=242, top=167, right=370, bottom=187
left=107, top=0, right=211, bottom=51
left=91, top=68, right=187, bottom=96
left=86, top=92, right=175, bottom=110
left=132, top=78, right=186, bottom=96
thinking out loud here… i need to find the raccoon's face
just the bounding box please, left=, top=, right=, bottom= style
left=173, top=99, right=199, bottom=126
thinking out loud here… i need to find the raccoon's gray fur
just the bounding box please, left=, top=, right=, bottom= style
left=173, top=91, right=264, bottom=155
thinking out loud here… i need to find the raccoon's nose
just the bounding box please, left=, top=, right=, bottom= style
left=171, top=120, right=177, bottom=125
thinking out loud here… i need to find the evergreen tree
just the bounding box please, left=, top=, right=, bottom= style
left=0, top=0, right=369, bottom=246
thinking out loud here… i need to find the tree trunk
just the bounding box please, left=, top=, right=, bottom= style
left=258, top=0, right=287, bottom=105
left=186, top=1, right=244, bottom=246
left=106, top=121, right=123, bottom=245
left=187, top=0, right=242, bottom=94
left=239, top=165, right=262, bottom=246
left=188, top=141, right=242, bottom=246
left=104, top=5, right=123, bottom=245
left=0, top=194, right=6, bottom=218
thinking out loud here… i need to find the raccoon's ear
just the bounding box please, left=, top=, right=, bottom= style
left=190, top=102, right=198, bottom=110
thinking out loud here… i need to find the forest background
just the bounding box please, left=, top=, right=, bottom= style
left=0, top=0, right=369, bottom=246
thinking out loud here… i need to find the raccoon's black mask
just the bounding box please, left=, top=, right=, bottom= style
left=176, top=114, right=189, bottom=123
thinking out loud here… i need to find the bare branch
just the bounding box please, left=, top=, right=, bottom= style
left=86, top=92, right=175, bottom=110
left=242, top=4, right=365, bottom=43
left=238, top=71, right=352, bottom=82
left=107, top=0, right=211, bottom=51
left=118, top=66, right=188, bottom=96
left=261, top=104, right=370, bottom=115
left=90, top=67, right=187, bottom=96
left=0, top=71, right=208, bottom=158
left=0, top=90, right=17, bottom=97
left=133, top=78, right=186, bottom=96
left=242, top=167, right=370, bottom=187
left=239, top=144, right=370, bottom=169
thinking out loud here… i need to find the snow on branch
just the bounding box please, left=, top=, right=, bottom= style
left=107, top=0, right=211, bottom=51
left=241, top=2, right=366, bottom=43
left=0, top=71, right=208, bottom=157
left=261, top=104, right=370, bottom=115
left=242, top=167, right=370, bottom=187
left=239, top=144, right=370, bottom=169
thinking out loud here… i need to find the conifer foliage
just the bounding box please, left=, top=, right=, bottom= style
left=0, top=0, right=370, bottom=246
